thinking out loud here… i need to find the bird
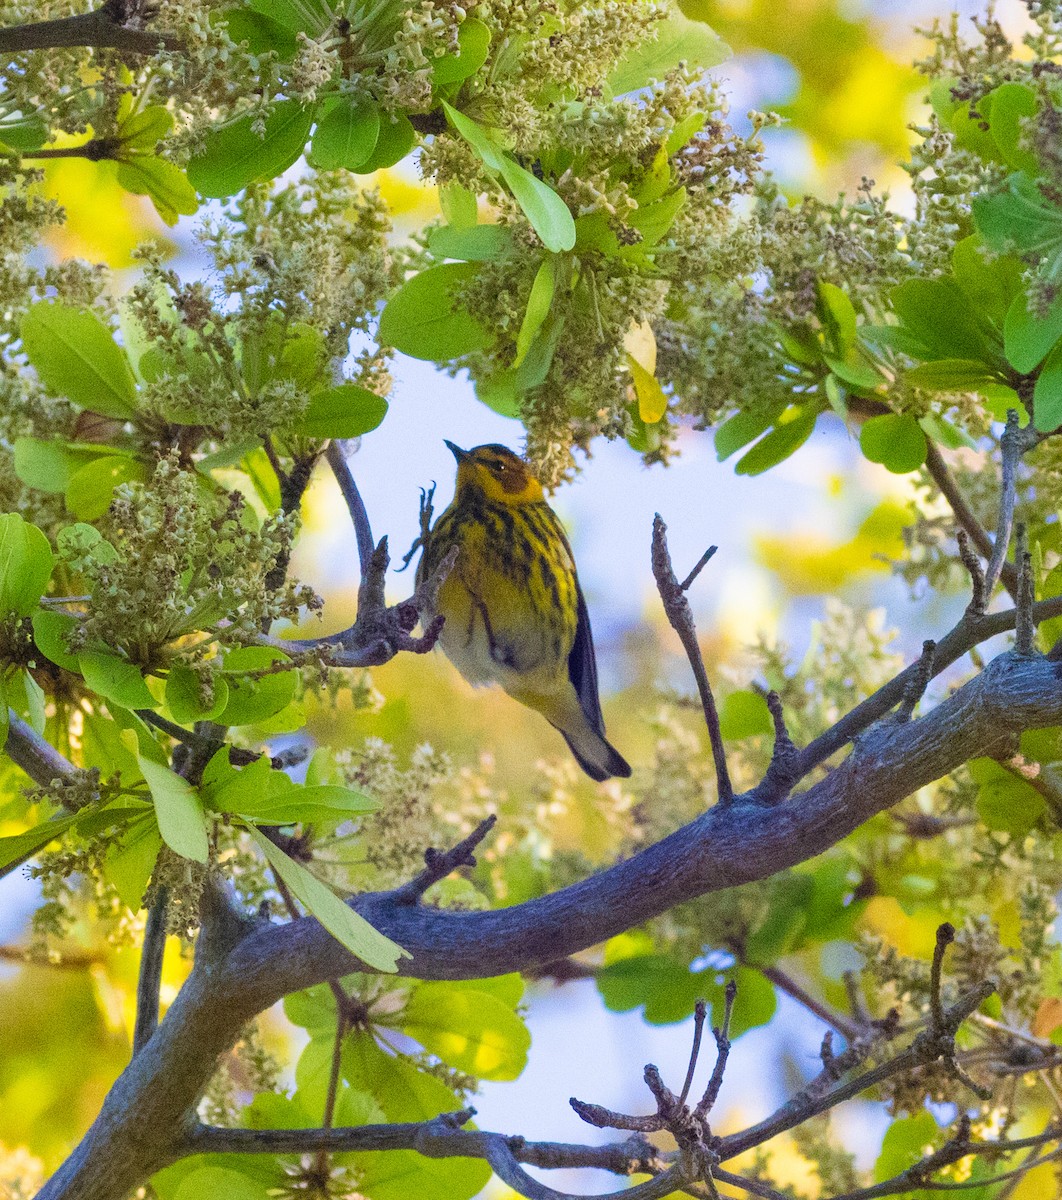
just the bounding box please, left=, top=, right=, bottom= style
left=417, top=441, right=632, bottom=782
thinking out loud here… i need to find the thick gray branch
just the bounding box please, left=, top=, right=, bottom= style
left=0, top=5, right=179, bottom=53
left=36, top=646, right=1062, bottom=1200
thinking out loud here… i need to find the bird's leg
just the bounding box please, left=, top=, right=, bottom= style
left=398, top=482, right=437, bottom=572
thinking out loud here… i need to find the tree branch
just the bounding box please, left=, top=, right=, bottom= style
left=4, top=710, right=77, bottom=786
left=651, top=515, right=731, bottom=804
left=131, top=887, right=168, bottom=1056
left=0, top=2, right=180, bottom=54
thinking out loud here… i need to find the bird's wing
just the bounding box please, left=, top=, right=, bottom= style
left=568, top=578, right=605, bottom=736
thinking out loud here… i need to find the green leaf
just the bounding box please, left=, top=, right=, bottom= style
left=734, top=406, right=819, bottom=476
left=398, top=983, right=530, bottom=1080
left=726, top=967, right=777, bottom=1039
left=438, top=182, right=478, bottom=228
left=104, top=817, right=162, bottom=910
left=78, top=652, right=158, bottom=710
left=0, top=114, right=47, bottom=151
left=172, top=1166, right=270, bottom=1200
left=276, top=322, right=326, bottom=390
left=817, top=281, right=857, bottom=355
left=114, top=157, right=199, bottom=227
left=596, top=954, right=715, bottom=1024
left=431, top=18, right=491, bottom=86
left=13, top=437, right=77, bottom=493
left=138, top=757, right=209, bottom=863
left=951, top=236, right=1023, bottom=330
left=21, top=301, right=137, bottom=418
left=1004, top=290, right=1062, bottom=373
left=514, top=257, right=556, bottom=367
left=65, top=453, right=148, bottom=520
left=714, top=406, right=783, bottom=461
left=859, top=413, right=928, bottom=474
left=744, top=873, right=814, bottom=963
left=32, top=609, right=80, bottom=671
left=309, top=97, right=380, bottom=171
left=891, top=279, right=996, bottom=363
left=224, top=8, right=299, bottom=58
left=186, top=100, right=313, bottom=199
left=988, top=82, right=1039, bottom=175
left=822, top=354, right=882, bottom=392
left=294, top=383, right=388, bottom=439
left=904, top=359, right=1008, bottom=394
left=427, top=223, right=514, bottom=262
left=608, top=11, right=729, bottom=94
left=165, top=664, right=228, bottom=724
left=0, top=812, right=78, bottom=871
left=974, top=173, right=1062, bottom=262
left=625, top=187, right=685, bottom=249
left=244, top=823, right=406, bottom=971
left=441, top=102, right=505, bottom=171
left=970, top=757, right=1046, bottom=837
left=874, top=1112, right=939, bottom=1199
left=378, top=263, right=494, bottom=361
left=719, top=690, right=773, bottom=740
left=217, top=646, right=298, bottom=727
left=498, top=157, right=575, bottom=252
left=1034, top=341, right=1062, bottom=433
left=357, top=114, right=415, bottom=171
left=247, top=0, right=328, bottom=35
left=0, top=514, right=53, bottom=617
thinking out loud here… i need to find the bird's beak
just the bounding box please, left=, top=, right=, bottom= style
left=444, top=440, right=468, bottom=462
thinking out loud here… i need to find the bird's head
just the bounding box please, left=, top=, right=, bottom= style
left=446, top=441, right=545, bottom=505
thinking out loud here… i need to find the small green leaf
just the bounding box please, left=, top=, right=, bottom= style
left=172, top=1166, right=270, bottom=1200
left=224, top=8, right=299, bottom=57
left=625, top=187, right=685, bottom=249
left=357, top=113, right=415, bottom=171
left=891, top=279, right=995, bottom=363
left=714, top=407, right=782, bottom=461
left=726, top=967, right=777, bottom=1039
left=0, top=813, right=79, bottom=871
left=1034, top=341, right=1062, bottom=433
left=822, top=354, right=882, bottom=392
left=596, top=954, right=715, bottom=1025
left=719, top=690, right=773, bottom=740
left=138, top=757, right=209, bottom=863
left=514, top=257, right=556, bottom=367
left=398, top=983, right=530, bottom=1081
left=244, top=823, right=407, bottom=971
left=874, top=1112, right=939, bottom=1196
left=165, top=664, right=229, bottom=724
left=78, top=652, right=158, bottom=710
left=427, top=223, right=514, bottom=262
left=438, top=182, right=478, bottom=228
left=294, top=384, right=388, bottom=439
left=116, top=104, right=173, bottom=151
left=441, top=102, right=505, bottom=171
left=104, top=817, right=162, bottom=910
left=988, top=82, right=1039, bottom=175
left=817, top=282, right=857, bottom=355
left=21, top=301, right=137, bottom=418
left=904, top=359, right=1006, bottom=394
left=32, top=609, right=80, bottom=671
left=13, top=437, right=76, bottom=493
left=734, top=406, right=818, bottom=475
left=65, top=453, right=148, bottom=520
left=114, top=157, right=199, bottom=226
left=309, top=96, right=380, bottom=171
left=0, top=514, right=53, bottom=617
left=378, top=263, right=494, bottom=361
left=431, top=18, right=491, bottom=86
left=186, top=100, right=313, bottom=199
left=498, top=157, right=575, bottom=252
left=859, top=413, right=928, bottom=474
left=974, top=173, right=1062, bottom=263
left=1004, top=290, right=1062, bottom=373
left=217, top=646, right=297, bottom=727
left=608, top=11, right=729, bottom=94
left=950, top=236, right=1023, bottom=330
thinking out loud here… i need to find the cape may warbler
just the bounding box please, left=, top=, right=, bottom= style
left=418, top=442, right=631, bottom=782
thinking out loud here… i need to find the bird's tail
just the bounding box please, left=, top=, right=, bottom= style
left=559, top=720, right=632, bottom=782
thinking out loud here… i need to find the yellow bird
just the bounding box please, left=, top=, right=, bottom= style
left=418, top=442, right=632, bottom=782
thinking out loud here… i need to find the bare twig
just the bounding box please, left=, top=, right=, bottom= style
left=678, top=1000, right=708, bottom=1106
left=392, top=816, right=497, bottom=906
left=929, top=922, right=955, bottom=1033
left=132, top=888, right=168, bottom=1056
left=696, top=980, right=736, bottom=1116
left=957, top=530, right=987, bottom=614
left=980, top=411, right=1021, bottom=612
left=759, top=692, right=799, bottom=803
left=651, top=516, right=731, bottom=804
left=896, top=640, right=937, bottom=723
left=325, top=440, right=375, bottom=582
left=758, top=965, right=862, bottom=1041
left=4, top=710, right=77, bottom=786
left=1014, top=523, right=1035, bottom=655
left=926, top=444, right=1017, bottom=601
